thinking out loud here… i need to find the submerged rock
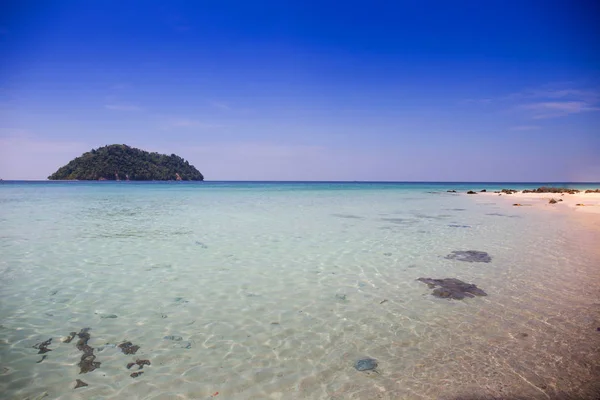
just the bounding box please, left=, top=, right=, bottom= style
left=127, top=359, right=151, bottom=370
left=97, top=313, right=118, bottom=319
left=163, top=335, right=183, bottom=341
left=130, top=371, right=144, bottom=378
left=75, top=328, right=101, bottom=374
left=445, top=250, right=491, bottom=263
left=174, top=297, right=189, bottom=304
left=354, top=358, right=378, bottom=371
left=448, top=224, right=470, bottom=228
left=33, top=338, right=53, bottom=354
left=118, top=342, right=140, bottom=355
left=63, top=332, right=77, bottom=343
left=74, top=379, right=88, bottom=389
left=332, top=213, right=363, bottom=219
left=417, top=278, right=487, bottom=300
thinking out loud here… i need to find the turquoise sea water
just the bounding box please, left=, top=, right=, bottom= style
left=1, top=182, right=599, bottom=400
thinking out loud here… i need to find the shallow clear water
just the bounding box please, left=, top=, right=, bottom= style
left=1, top=182, right=599, bottom=400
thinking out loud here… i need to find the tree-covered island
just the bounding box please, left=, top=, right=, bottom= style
left=48, top=144, right=204, bottom=181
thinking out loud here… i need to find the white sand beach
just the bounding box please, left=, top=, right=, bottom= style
left=474, top=191, right=600, bottom=214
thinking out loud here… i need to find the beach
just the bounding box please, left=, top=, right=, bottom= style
left=473, top=190, right=600, bottom=215
left=0, top=182, right=599, bottom=400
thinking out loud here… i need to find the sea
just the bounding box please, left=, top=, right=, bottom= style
left=1, top=181, right=599, bottom=400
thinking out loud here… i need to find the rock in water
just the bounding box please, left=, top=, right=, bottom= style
left=445, top=250, right=491, bottom=263
left=118, top=342, right=140, bottom=355
left=33, top=338, right=53, bottom=354
left=417, top=278, right=488, bottom=300
left=74, top=379, right=88, bottom=389
left=354, top=358, right=378, bottom=371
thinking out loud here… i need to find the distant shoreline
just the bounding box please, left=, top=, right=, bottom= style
left=2, top=180, right=600, bottom=185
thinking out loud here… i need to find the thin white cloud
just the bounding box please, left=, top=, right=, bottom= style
left=167, top=118, right=224, bottom=129
left=520, top=101, right=600, bottom=119
left=466, top=83, right=600, bottom=119
left=209, top=101, right=231, bottom=111
left=510, top=125, right=541, bottom=131
left=104, top=104, right=142, bottom=111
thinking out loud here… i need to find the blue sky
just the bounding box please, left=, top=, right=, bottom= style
left=1, top=0, right=599, bottom=181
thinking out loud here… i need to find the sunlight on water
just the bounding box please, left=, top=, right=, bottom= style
left=0, top=182, right=599, bottom=399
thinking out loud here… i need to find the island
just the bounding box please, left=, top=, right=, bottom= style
left=48, top=144, right=204, bottom=181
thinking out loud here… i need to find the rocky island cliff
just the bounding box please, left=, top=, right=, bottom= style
left=48, top=144, right=204, bottom=181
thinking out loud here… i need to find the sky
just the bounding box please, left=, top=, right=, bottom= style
left=1, top=0, right=599, bottom=181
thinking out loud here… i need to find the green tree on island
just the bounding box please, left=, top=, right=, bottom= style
left=48, top=144, right=204, bottom=181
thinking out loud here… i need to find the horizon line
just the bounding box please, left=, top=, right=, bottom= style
left=2, top=180, right=600, bottom=184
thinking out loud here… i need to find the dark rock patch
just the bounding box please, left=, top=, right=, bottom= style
left=332, top=214, right=363, bottom=219
left=414, top=213, right=451, bottom=220
left=74, top=379, right=88, bottom=389
left=383, top=252, right=392, bottom=256
left=76, top=328, right=100, bottom=374
left=417, top=278, right=487, bottom=300
left=118, top=342, right=140, bottom=355
left=33, top=338, right=53, bottom=354
left=501, top=189, right=518, bottom=194
left=467, top=191, right=477, bottom=194
left=136, top=359, right=151, bottom=368
left=96, top=313, right=118, bottom=319
left=195, top=241, right=208, bottom=248
left=447, top=190, right=457, bottom=193
left=585, top=189, right=600, bottom=193
left=36, top=355, right=47, bottom=363
left=480, top=189, right=487, bottom=192
left=445, top=250, right=491, bottom=263
left=163, top=335, right=183, bottom=341
left=130, top=371, right=144, bottom=378
left=549, top=198, right=558, bottom=204
left=485, top=212, right=519, bottom=218
left=354, top=358, right=378, bottom=371
left=381, top=218, right=417, bottom=225
left=127, top=359, right=150, bottom=370
left=63, top=332, right=77, bottom=343
left=523, top=187, right=580, bottom=194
